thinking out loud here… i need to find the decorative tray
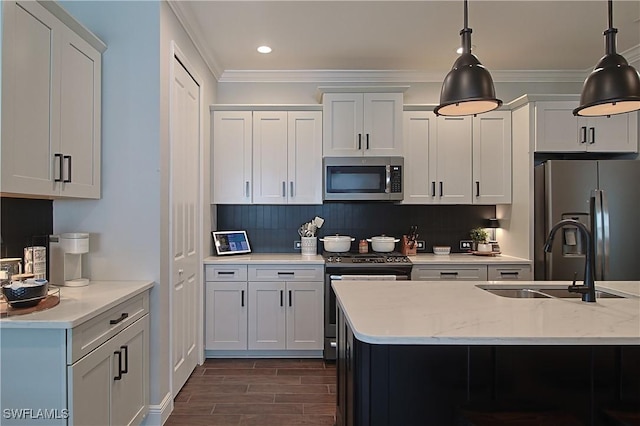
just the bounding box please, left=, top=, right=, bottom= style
left=471, top=251, right=502, bottom=256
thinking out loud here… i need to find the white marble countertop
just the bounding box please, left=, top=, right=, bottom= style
left=410, top=253, right=531, bottom=264
left=203, top=252, right=529, bottom=265
left=333, top=280, right=640, bottom=346
left=204, top=253, right=324, bottom=265
left=0, top=280, right=153, bottom=329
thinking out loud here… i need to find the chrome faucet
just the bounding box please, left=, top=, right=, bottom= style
left=543, top=219, right=596, bottom=302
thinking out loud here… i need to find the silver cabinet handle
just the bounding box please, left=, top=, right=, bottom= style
left=431, top=182, right=436, bottom=197
left=245, top=181, right=250, bottom=198
left=357, top=133, right=362, bottom=150
left=439, top=182, right=443, bottom=197
left=580, top=126, right=587, bottom=144
left=366, top=133, right=370, bottom=150
left=290, top=181, right=294, bottom=197
left=476, top=181, right=480, bottom=197
left=282, top=181, right=286, bottom=197
left=589, top=127, right=595, bottom=144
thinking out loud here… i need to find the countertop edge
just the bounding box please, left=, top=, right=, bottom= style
left=0, top=281, right=154, bottom=329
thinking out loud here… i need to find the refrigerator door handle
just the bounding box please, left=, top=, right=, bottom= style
left=592, top=189, right=605, bottom=280
left=600, top=189, right=610, bottom=279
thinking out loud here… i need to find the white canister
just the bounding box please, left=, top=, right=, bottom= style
left=24, top=246, right=47, bottom=279
left=301, top=237, right=317, bottom=256
left=477, top=243, right=493, bottom=253
left=60, top=233, right=89, bottom=254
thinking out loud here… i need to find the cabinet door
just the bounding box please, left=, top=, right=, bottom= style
left=587, top=113, right=638, bottom=153
left=248, top=281, right=286, bottom=350
left=472, top=111, right=512, bottom=204
left=68, top=331, right=113, bottom=426
left=363, top=93, right=403, bottom=156
left=288, top=111, right=323, bottom=204
left=323, top=93, right=364, bottom=157
left=252, top=111, right=288, bottom=204
left=111, top=316, right=149, bottom=426
left=1, top=1, right=59, bottom=196
left=212, top=111, right=253, bottom=203
left=534, top=101, right=582, bottom=152
left=58, top=28, right=102, bottom=198
left=286, top=281, right=324, bottom=350
left=402, top=111, right=437, bottom=204
left=205, top=281, right=248, bottom=350
left=434, top=117, right=472, bottom=204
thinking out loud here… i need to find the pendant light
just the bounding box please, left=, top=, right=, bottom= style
left=573, top=0, right=640, bottom=117
left=435, top=0, right=502, bottom=117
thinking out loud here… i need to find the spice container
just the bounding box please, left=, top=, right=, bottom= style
left=358, top=239, right=368, bottom=253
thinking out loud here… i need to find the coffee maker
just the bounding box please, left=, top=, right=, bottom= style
left=50, top=233, right=90, bottom=286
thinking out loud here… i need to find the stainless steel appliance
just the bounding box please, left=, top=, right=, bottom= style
left=324, top=251, right=412, bottom=360
left=534, top=160, right=640, bottom=281
left=323, top=156, right=403, bottom=201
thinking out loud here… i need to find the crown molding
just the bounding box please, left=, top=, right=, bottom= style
left=166, top=0, right=223, bottom=80
left=217, top=69, right=591, bottom=84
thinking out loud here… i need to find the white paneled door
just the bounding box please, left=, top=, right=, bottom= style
left=170, top=53, right=200, bottom=396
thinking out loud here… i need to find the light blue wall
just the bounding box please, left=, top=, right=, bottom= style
left=56, top=0, right=166, bottom=411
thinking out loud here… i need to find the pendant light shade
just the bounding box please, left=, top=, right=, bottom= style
left=435, top=0, right=502, bottom=117
left=574, top=0, right=640, bottom=117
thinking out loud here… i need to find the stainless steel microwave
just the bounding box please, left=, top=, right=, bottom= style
left=323, top=157, right=403, bottom=201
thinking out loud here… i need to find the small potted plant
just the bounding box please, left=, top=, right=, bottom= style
left=470, top=227, right=489, bottom=252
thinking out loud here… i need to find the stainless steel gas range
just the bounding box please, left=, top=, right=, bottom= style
left=323, top=251, right=413, bottom=360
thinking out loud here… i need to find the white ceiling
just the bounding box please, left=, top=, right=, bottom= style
left=170, top=1, right=640, bottom=82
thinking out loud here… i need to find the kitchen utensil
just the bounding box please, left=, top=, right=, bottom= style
left=433, top=246, right=451, bottom=255
left=367, top=236, right=400, bottom=252
left=320, top=235, right=355, bottom=252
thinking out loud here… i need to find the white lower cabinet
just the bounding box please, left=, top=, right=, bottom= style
left=0, top=291, right=150, bottom=426
left=412, top=264, right=532, bottom=281
left=205, top=264, right=324, bottom=354
left=248, top=281, right=323, bottom=350
left=69, top=315, right=149, bottom=426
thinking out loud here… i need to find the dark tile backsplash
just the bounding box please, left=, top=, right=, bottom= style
left=0, top=197, right=53, bottom=259
left=217, top=203, right=496, bottom=253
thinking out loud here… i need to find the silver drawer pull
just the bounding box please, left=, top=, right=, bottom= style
left=217, top=271, right=235, bottom=275
left=277, top=272, right=295, bottom=276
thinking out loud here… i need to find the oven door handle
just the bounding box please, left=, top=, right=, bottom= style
left=330, top=274, right=408, bottom=281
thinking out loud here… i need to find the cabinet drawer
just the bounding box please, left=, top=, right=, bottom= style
left=248, top=265, right=324, bottom=281
left=412, top=266, right=488, bottom=281
left=205, top=264, right=248, bottom=281
left=488, top=265, right=532, bottom=281
left=67, top=291, right=149, bottom=364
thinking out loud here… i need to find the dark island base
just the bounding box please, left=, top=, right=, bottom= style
left=336, top=311, right=640, bottom=426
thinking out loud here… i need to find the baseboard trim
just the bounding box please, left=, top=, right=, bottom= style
left=141, top=391, right=173, bottom=426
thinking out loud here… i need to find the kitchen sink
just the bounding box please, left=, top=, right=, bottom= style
left=477, top=284, right=627, bottom=299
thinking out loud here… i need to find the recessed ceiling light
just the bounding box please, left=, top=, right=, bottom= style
left=257, top=45, right=272, bottom=54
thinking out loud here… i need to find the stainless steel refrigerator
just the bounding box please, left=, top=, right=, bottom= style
left=534, top=160, right=640, bottom=281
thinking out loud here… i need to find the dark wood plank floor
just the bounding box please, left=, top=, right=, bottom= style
left=165, top=358, right=336, bottom=426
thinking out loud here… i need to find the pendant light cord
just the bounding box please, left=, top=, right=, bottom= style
left=608, top=0, right=612, bottom=30
left=460, top=0, right=472, bottom=54
left=463, top=0, right=468, bottom=30
left=605, top=0, right=617, bottom=55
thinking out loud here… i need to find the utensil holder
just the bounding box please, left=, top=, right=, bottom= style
left=301, top=237, right=317, bottom=255
left=400, top=235, right=417, bottom=256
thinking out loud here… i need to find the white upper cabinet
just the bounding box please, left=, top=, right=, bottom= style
left=1, top=1, right=104, bottom=199
left=535, top=101, right=638, bottom=153
left=402, top=110, right=512, bottom=205
left=213, top=109, right=322, bottom=205
left=323, top=92, right=403, bottom=157
left=213, top=111, right=253, bottom=204
left=434, top=116, right=473, bottom=204
left=472, top=111, right=512, bottom=204
left=402, top=111, right=437, bottom=204
left=253, top=111, right=322, bottom=204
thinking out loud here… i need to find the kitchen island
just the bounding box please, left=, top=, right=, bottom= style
left=333, top=280, right=640, bottom=425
